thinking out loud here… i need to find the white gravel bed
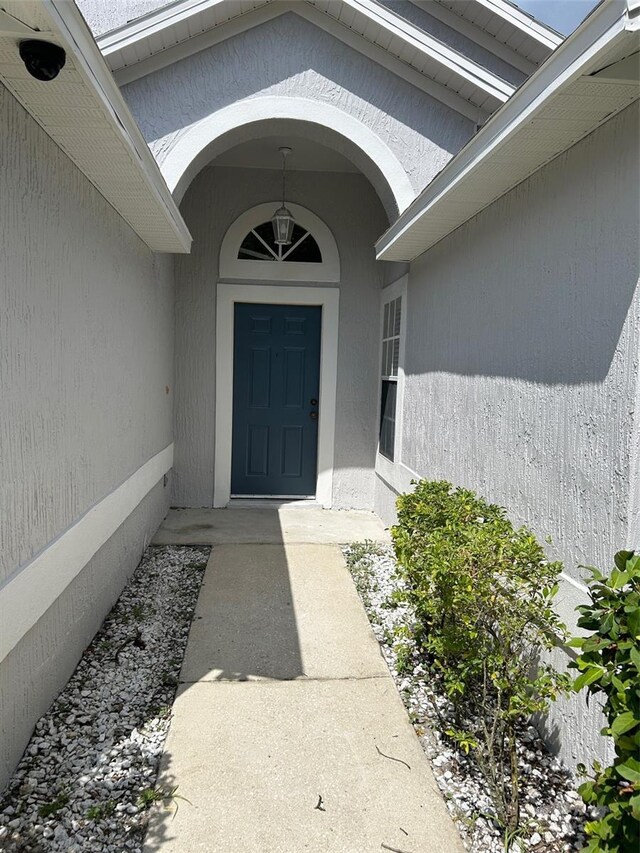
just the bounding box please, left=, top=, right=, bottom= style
left=343, top=542, right=589, bottom=853
left=0, top=545, right=209, bottom=853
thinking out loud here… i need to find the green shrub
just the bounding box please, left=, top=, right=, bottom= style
left=569, top=550, right=640, bottom=853
left=392, top=480, right=568, bottom=836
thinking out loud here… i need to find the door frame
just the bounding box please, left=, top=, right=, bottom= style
left=214, top=283, right=339, bottom=508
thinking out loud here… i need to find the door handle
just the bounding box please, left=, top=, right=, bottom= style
left=310, top=411, right=318, bottom=420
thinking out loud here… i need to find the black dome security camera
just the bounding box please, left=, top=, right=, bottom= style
left=19, top=40, right=66, bottom=81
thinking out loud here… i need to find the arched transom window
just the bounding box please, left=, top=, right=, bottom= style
left=220, top=203, right=340, bottom=282
left=238, top=221, right=322, bottom=264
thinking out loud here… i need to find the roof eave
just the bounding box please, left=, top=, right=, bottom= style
left=48, top=0, right=192, bottom=253
left=472, top=0, right=563, bottom=50
left=376, top=0, right=637, bottom=262
left=97, top=0, right=514, bottom=118
left=0, top=0, right=191, bottom=254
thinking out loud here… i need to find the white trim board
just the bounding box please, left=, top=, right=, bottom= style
left=292, top=3, right=491, bottom=121
left=334, top=0, right=514, bottom=103
left=376, top=0, right=638, bottom=261
left=472, top=0, right=563, bottom=50
left=46, top=1, right=191, bottom=251
left=107, top=2, right=287, bottom=85
left=409, top=1, right=536, bottom=76
left=97, top=0, right=507, bottom=117
left=214, top=284, right=339, bottom=508
left=161, top=95, right=416, bottom=216
left=377, top=274, right=408, bottom=468
left=0, top=444, right=173, bottom=663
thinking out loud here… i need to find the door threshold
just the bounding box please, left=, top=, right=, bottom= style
left=228, top=497, right=321, bottom=509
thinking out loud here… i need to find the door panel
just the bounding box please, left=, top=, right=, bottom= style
left=231, top=303, right=321, bottom=496
left=281, top=426, right=303, bottom=478
left=248, top=347, right=271, bottom=408
left=283, top=348, right=305, bottom=407
left=247, top=425, right=269, bottom=476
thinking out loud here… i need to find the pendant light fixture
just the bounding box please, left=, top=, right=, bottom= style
left=271, top=146, right=295, bottom=246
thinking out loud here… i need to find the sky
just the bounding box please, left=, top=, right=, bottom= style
left=514, top=0, right=601, bottom=34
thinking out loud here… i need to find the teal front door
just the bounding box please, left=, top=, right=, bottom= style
left=231, top=302, right=321, bottom=497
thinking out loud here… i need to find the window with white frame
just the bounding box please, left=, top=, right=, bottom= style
left=379, top=295, right=402, bottom=461
left=219, top=203, right=340, bottom=283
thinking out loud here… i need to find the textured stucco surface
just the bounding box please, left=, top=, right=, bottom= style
left=121, top=13, right=474, bottom=199
left=380, top=103, right=640, bottom=767
left=400, top=102, right=639, bottom=597
left=0, top=85, right=174, bottom=585
left=0, top=85, right=174, bottom=785
left=173, top=164, right=388, bottom=509
left=77, top=0, right=526, bottom=89
left=0, top=481, right=168, bottom=790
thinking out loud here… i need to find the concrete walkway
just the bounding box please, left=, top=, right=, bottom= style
left=145, top=507, right=464, bottom=853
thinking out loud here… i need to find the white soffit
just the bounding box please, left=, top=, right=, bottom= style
left=410, top=0, right=537, bottom=76
left=0, top=0, right=191, bottom=253
left=435, top=0, right=562, bottom=66
left=97, top=0, right=515, bottom=119
left=376, top=0, right=639, bottom=262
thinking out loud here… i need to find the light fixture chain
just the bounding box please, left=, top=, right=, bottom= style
left=272, top=146, right=294, bottom=247
left=282, top=154, right=286, bottom=206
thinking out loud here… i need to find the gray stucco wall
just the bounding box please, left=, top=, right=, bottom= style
left=0, top=85, right=174, bottom=786
left=173, top=164, right=388, bottom=509
left=121, top=12, right=474, bottom=198
left=376, top=102, right=640, bottom=767
left=0, top=86, right=174, bottom=584
left=0, top=482, right=167, bottom=788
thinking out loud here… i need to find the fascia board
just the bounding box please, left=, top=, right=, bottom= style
left=411, top=0, right=536, bottom=75
left=110, top=3, right=292, bottom=86
left=44, top=0, right=191, bottom=252
left=99, top=0, right=272, bottom=55
left=293, top=2, right=489, bottom=121
left=102, top=0, right=488, bottom=122
left=472, top=0, right=563, bottom=49
left=99, top=0, right=510, bottom=111
left=626, top=0, right=640, bottom=28
left=375, top=0, right=628, bottom=260
left=338, top=0, right=515, bottom=101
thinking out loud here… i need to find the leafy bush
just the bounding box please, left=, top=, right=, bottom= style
left=392, top=480, right=568, bottom=835
left=569, top=550, right=640, bottom=853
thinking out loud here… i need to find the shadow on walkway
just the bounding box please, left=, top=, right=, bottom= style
left=143, top=506, right=462, bottom=853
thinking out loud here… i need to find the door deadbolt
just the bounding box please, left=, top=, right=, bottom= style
left=310, top=398, right=318, bottom=406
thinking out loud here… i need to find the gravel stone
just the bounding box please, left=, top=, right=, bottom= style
left=0, top=545, right=209, bottom=853
left=343, top=543, right=587, bottom=853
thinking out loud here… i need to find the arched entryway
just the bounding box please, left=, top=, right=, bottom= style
left=158, top=97, right=416, bottom=219
left=169, top=116, right=399, bottom=510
